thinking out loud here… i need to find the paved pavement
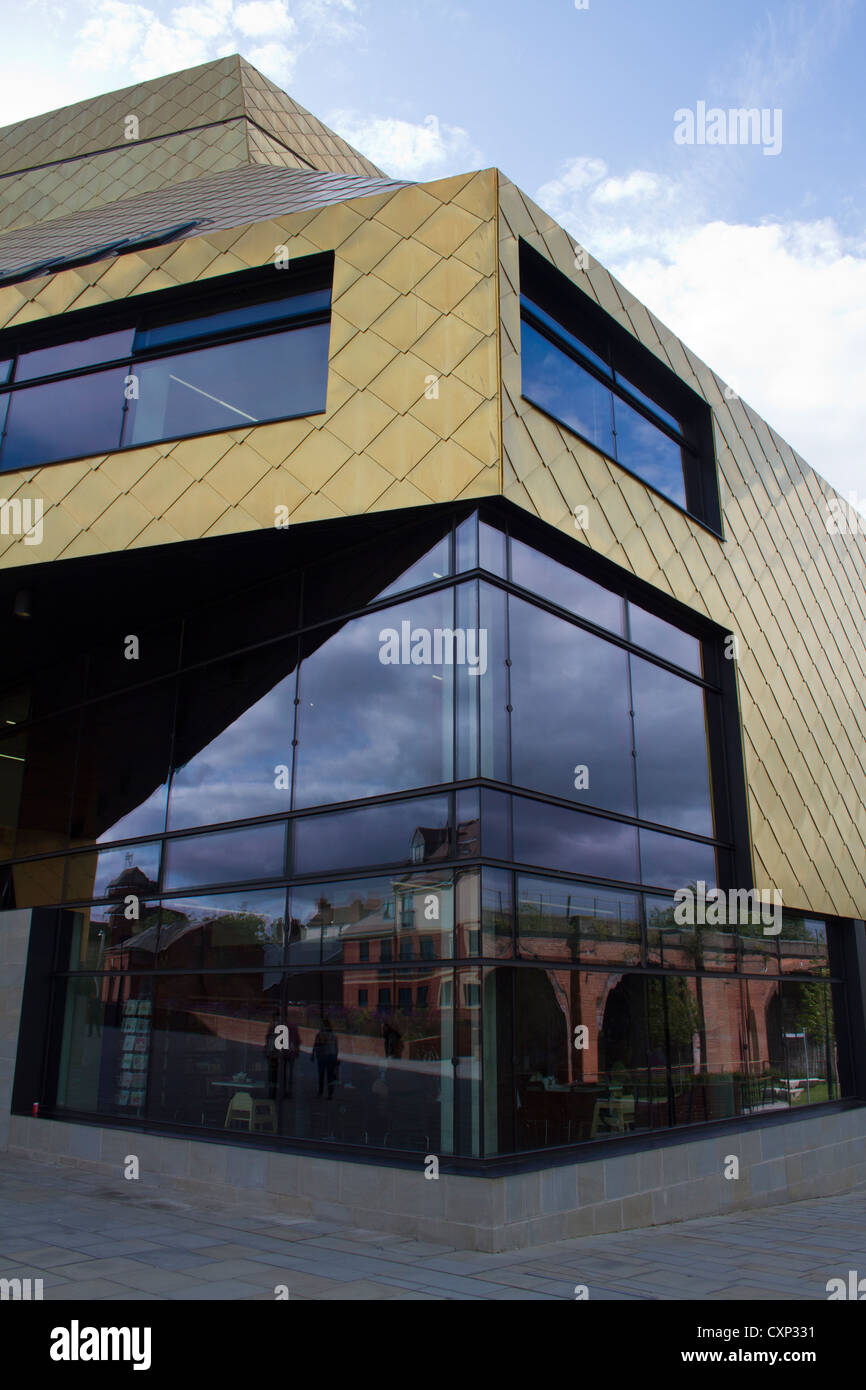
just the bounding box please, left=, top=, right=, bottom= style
left=0, top=1153, right=863, bottom=1300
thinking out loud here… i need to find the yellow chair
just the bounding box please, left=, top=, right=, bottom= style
left=225, top=1091, right=254, bottom=1130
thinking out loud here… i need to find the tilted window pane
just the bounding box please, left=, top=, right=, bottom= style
left=8, top=857, right=66, bottom=909
left=520, top=319, right=615, bottom=456
left=274, top=969, right=459, bottom=1153
left=644, top=891, right=736, bottom=972
left=293, top=590, right=455, bottom=809
left=374, top=535, right=451, bottom=602
left=16, top=328, right=134, bottom=381
left=157, top=888, right=286, bottom=971
left=64, top=899, right=160, bottom=971
left=638, top=827, right=716, bottom=891
left=779, top=915, right=829, bottom=977
left=71, top=685, right=174, bottom=846
left=288, top=871, right=455, bottom=966
left=479, top=521, right=506, bottom=577
left=292, top=794, right=451, bottom=876
left=162, top=822, right=286, bottom=891
left=780, top=981, right=836, bottom=1105
left=613, top=369, right=682, bottom=433
left=627, top=603, right=702, bottom=675
left=56, top=974, right=155, bottom=1117
left=147, top=973, right=282, bottom=1130
left=630, top=655, right=713, bottom=834
left=135, top=288, right=330, bottom=351
left=0, top=367, right=127, bottom=471
left=509, top=596, right=635, bottom=815
left=739, top=916, right=781, bottom=976
left=510, top=538, right=624, bottom=634
left=520, top=296, right=612, bottom=376
left=612, top=392, right=686, bottom=508
left=10, top=715, right=79, bottom=859
left=482, top=866, right=513, bottom=958
left=664, top=977, right=744, bottom=1123
left=480, top=787, right=511, bottom=860
left=517, top=873, right=640, bottom=964
left=124, top=322, right=329, bottom=446
left=63, top=841, right=161, bottom=904
left=513, top=795, right=639, bottom=882
left=493, top=966, right=656, bottom=1150
left=168, top=644, right=297, bottom=831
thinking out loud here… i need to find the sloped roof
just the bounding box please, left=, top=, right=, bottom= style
left=0, top=163, right=409, bottom=285
left=0, top=53, right=386, bottom=180
left=0, top=54, right=390, bottom=235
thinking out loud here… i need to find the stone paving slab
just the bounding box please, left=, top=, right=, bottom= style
left=0, top=1152, right=864, bottom=1300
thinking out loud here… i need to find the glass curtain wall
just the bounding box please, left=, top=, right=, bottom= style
left=2, top=506, right=848, bottom=1158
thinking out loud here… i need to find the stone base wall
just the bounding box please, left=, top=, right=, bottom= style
left=6, top=1107, right=866, bottom=1252
left=0, top=910, right=31, bottom=1153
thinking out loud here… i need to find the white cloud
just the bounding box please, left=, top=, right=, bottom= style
left=590, top=170, right=673, bottom=206
left=233, top=0, right=294, bottom=38
left=68, top=0, right=342, bottom=84
left=535, top=155, right=607, bottom=200
left=245, top=40, right=296, bottom=81
left=169, top=0, right=232, bottom=37
left=534, top=155, right=866, bottom=503
left=74, top=1, right=153, bottom=68
left=134, top=16, right=220, bottom=75
left=328, top=110, right=481, bottom=178
left=295, top=0, right=362, bottom=43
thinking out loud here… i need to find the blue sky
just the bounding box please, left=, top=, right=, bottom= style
left=3, top=0, right=865, bottom=500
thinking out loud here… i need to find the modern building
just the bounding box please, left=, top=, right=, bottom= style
left=1, top=55, right=865, bottom=1251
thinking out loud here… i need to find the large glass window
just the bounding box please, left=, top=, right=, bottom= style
left=162, top=822, right=286, bottom=891
left=10, top=508, right=848, bottom=1163
left=509, top=596, right=635, bottom=815
left=71, top=685, right=174, bottom=845
left=156, top=888, right=286, bottom=971
left=292, top=794, right=451, bottom=876
left=288, top=871, right=457, bottom=966
left=518, top=241, right=719, bottom=527
left=123, top=324, right=329, bottom=445
left=520, top=318, right=616, bottom=458
left=516, top=873, right=640, bottom=964
left=630, top=654, right=713, bottom=834
left=293, top=590, right=456, bottom=808
left=0, top=261, right=331, bottom=472
left=168, top=643, right=297, bottom=831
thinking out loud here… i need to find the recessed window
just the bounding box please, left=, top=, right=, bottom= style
left=518, top=241, right=720, bottom=530
left=0, top=257, right=332, bottom=473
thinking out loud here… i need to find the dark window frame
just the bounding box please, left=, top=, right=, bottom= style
left=518, top=240, right=722, bottom=535
left=0, top=255, right=333, bottom=474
